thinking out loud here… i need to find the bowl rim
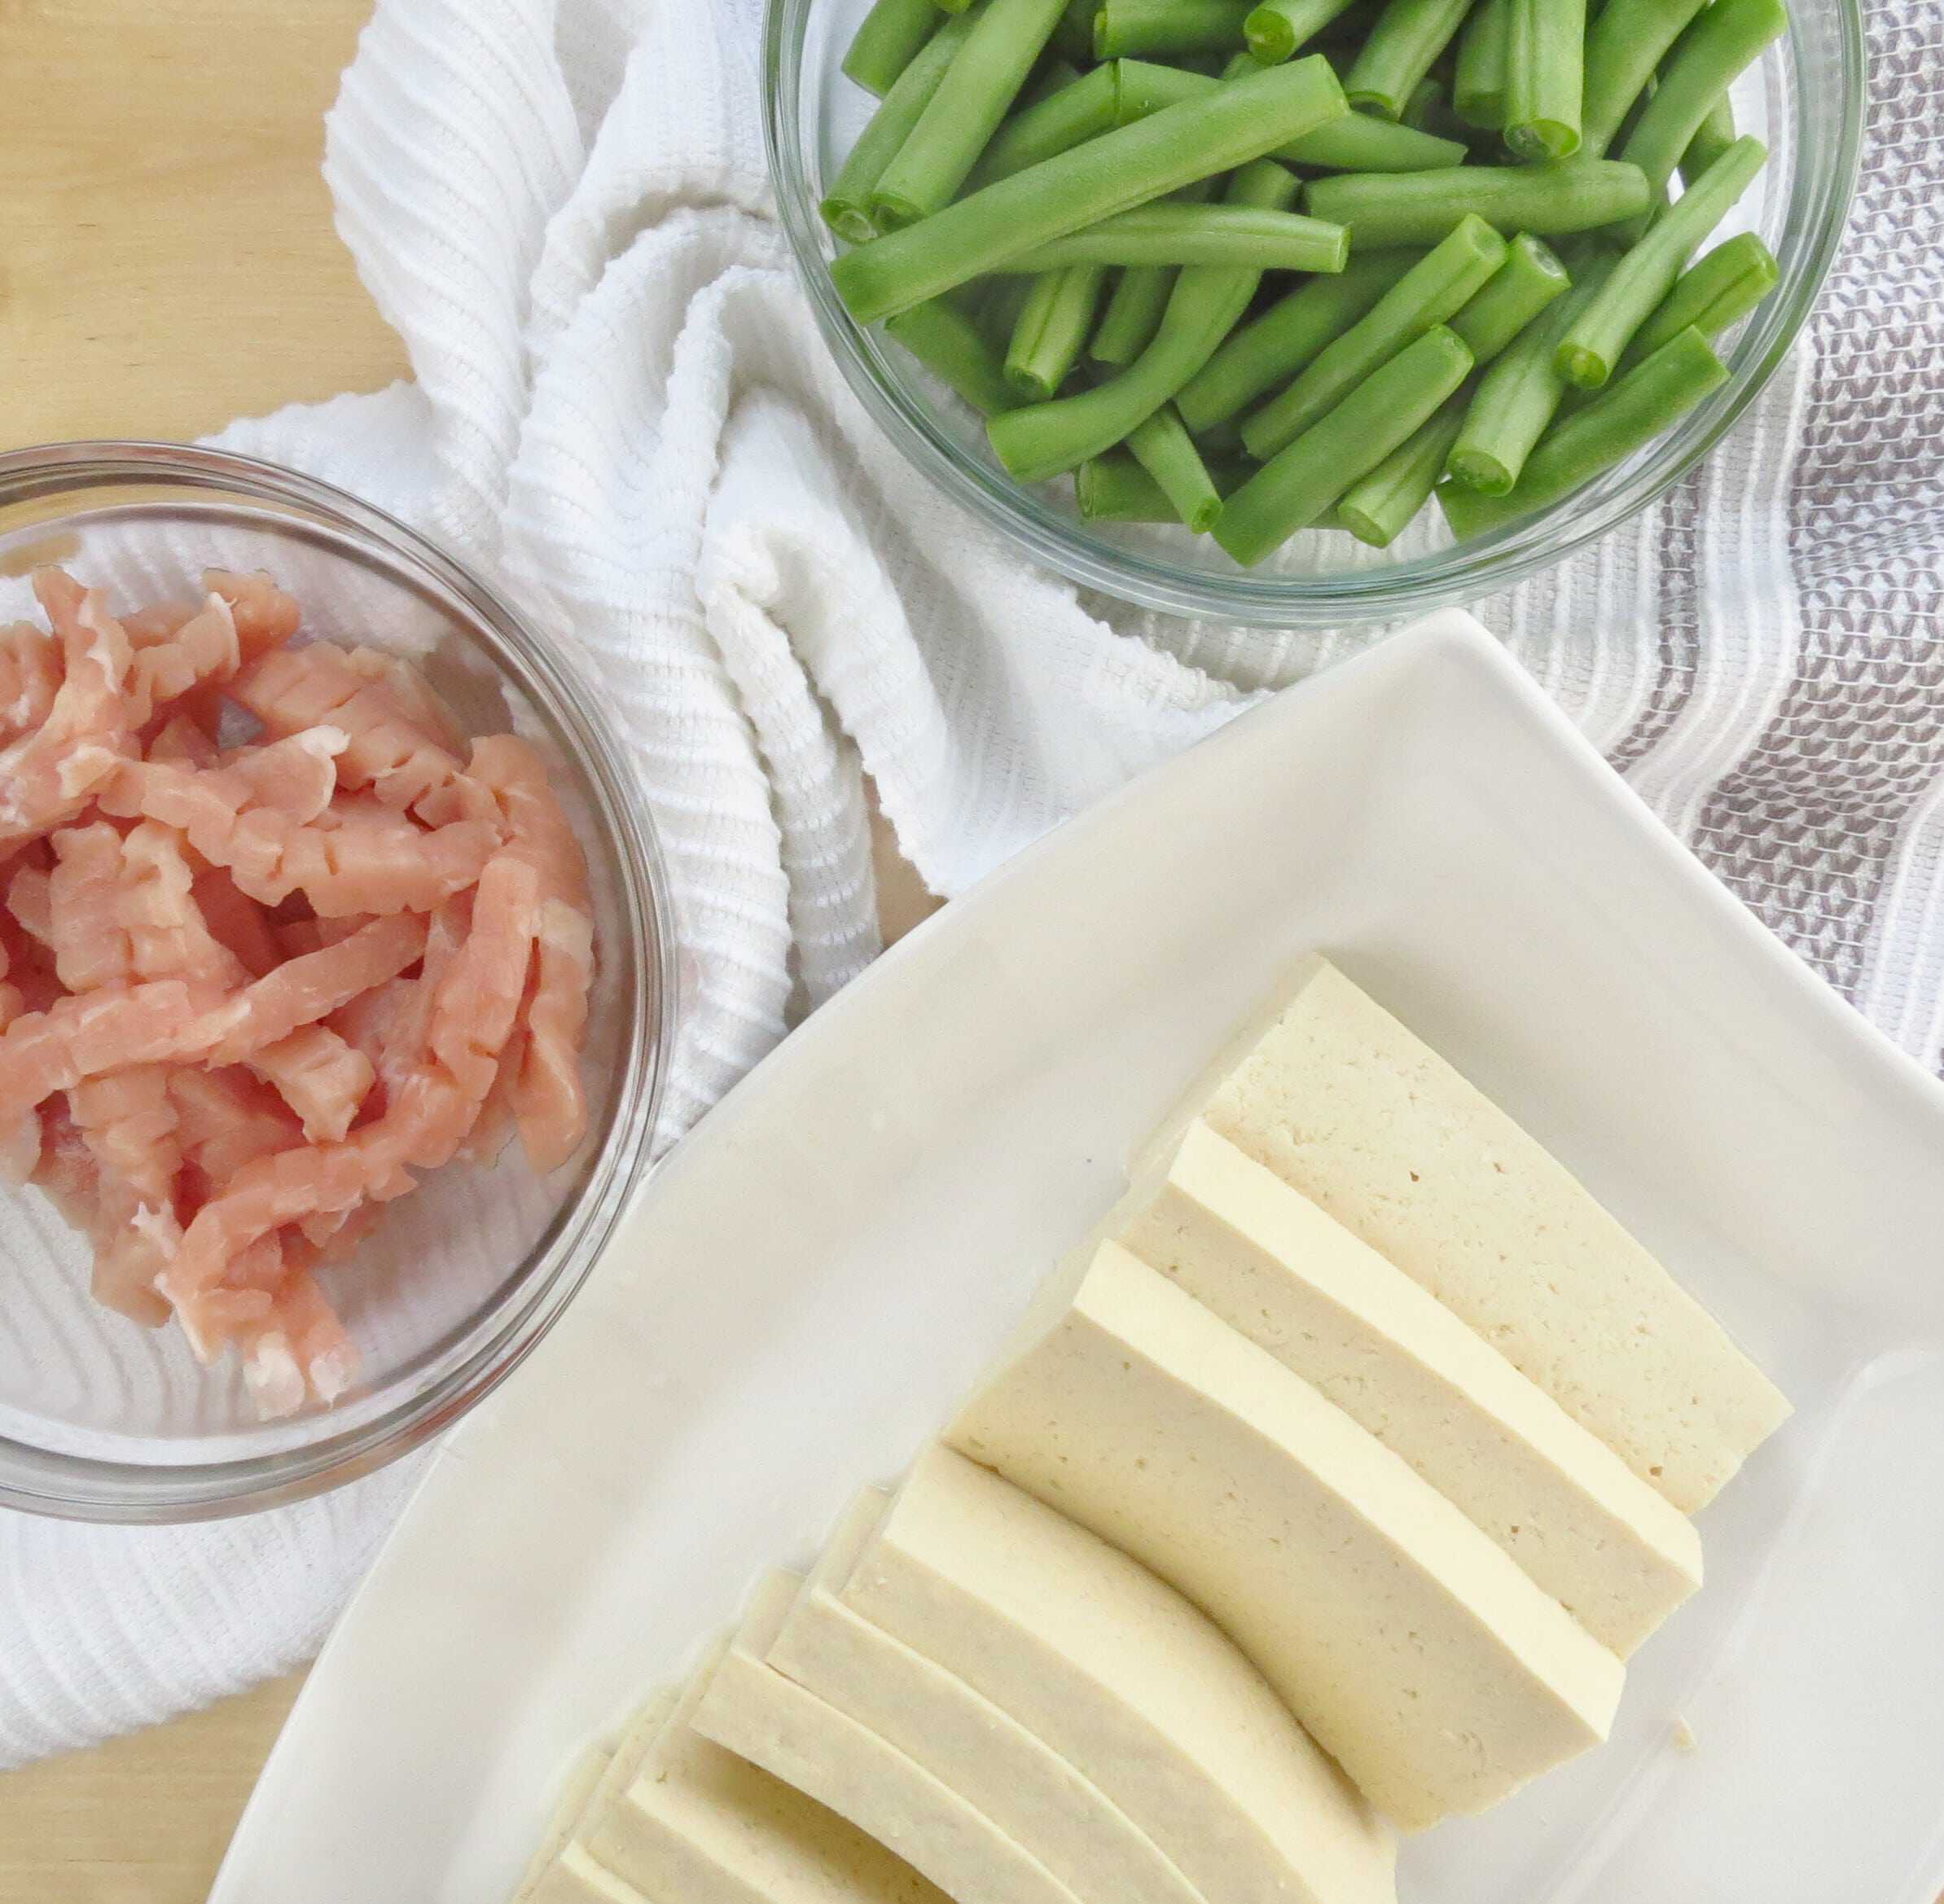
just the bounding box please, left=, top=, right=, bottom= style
left=761, top=0, right=1867, bottom=626
left=0, top=438, right=679, bottom=1523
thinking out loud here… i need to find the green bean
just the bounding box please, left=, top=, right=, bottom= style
left=1304, top=157, right=1649, bottom=244
left=1094, top=0, right=1254, bottom=55
left=1217, top=327, right=1473, bottom=563
left=1343, top=0, right=1475, bottom=121
left=1680, top=90, right=1737, bottom=185
left=1556, top=133, right=1762, bottom=386
left=966, top=62, right=1124, bottom=187
left=843, top=0, right=947, bottom=94
left=1446, top=251, right=1613, bottom=490
left=936, top=0, right=976, bottom=14
left=1092, top=266, right=1178, bottom=362
left=1125, top=58, right=1471, bottom=166
left=998, top=200, right=1348, bottom=270
left=1452, top=0, right=1507, bottom=127
left=1244, top=0, right=1359, bottom=60
left=1022, top=53, right=1086, bottom=101
left=1613, top=0, right=1784, bottom=214
left=1051, top=0, right=1098, bottom=57
left=1442, top=324, right=1726, bottom=533
left=988, top=158, right=1304, bottom=479
left=870, top=0, right=1071, bottom=226
left=1623, top=228, right=1775, bottom=364
left=975, top=271, right=1038, bottom=343
left=884, top=298, right=1022, bottom=413
left=832, top=57, right=1348, bottom=322
left=1240, top=211, right=1503, bottom=458
left=1578, top=0, right=1707, bottom=154
left=1076, top=448, right=1249, bottom=516
left=1126, top=405, right=1227, bottom=527
left=1335, top=404, right=1466, bottom=542
left=1174, top=249, right=1422, bottom=432
left=1503, top=0, right=1586, bottom=159
left=1402, top=76, right=1446, bottom=131
left=822, top=7, right=983, bottom=243
left=1006, top=265, right=1111, bottom=396
left=1450, top=231, right=1571, bottom=358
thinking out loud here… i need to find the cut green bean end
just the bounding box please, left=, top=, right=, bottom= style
left=823, top=200, right=880, bottom=246
left=1245, top=5, right=1297, bottom=59
left=1345, top=89, right=1404, bottom=121
left=1556, top=340, right=1608, bottom=389
left=1444, top=445, right=1516, bottom=494
left=1504, top=119, right=1581, bottom=162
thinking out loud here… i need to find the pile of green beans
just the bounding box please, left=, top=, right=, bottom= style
left=828, top=0, right=1788, bottom=565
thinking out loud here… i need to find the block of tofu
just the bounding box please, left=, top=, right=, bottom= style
left=1184, top=955, right=1788, bottom=1511
left=532, top=1844, right=652, bottom=1904
left=767, top=1488, right=1201, bottom=1904
left=946, top=1243, right=1626, bottom=1830
left=1115, top=1121, right=1703, bottom=1655
left=692, top=1572, right=1085, bottom=1904
left=844, top=1445, right=1397, bottom=1904
left=512, top=1740, right=617, bottom=1902
left=583, top=1635, right=946, bottom=1904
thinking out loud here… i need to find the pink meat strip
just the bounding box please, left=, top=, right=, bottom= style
left=46, top=823, right=136, bottom=994
left=0, top=571, right=134, bottom=857
left=191, top=867, right=283, bottom=978
left=46, top=820, right=243, bottom=995
left=123, top=592, right=240, bottom=730
left=67, top=1065, right=182, bottom=1326
left=204, top=569, right=301, bottom=660
left=231, top=641, right=463, bottom=814
left=0, top=622, right=60, bottom=743
left=147, top=712, right=220, bottom=767
left=169, top=1065, right=305, bottom=1186
left=248, top=1024, right=375, bottom=1143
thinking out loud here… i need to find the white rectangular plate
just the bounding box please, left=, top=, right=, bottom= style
left=214, top=612, right=1944, bottom=1904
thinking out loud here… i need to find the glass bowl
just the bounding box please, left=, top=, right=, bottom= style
left=763, top=0, right=1864, bottom=625
left=0, top=442, right=676, bottom=1522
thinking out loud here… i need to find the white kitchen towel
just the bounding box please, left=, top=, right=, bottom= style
left=3, top=0, right=1939, bottom=1766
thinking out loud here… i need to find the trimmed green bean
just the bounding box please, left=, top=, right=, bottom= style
left=966, top=62, right=1123, bottom=187
left=1402, top=76, right=1446, bottom=130
left=1244, top=0, right=1360, bottom=60
left=1336, top=404, right=1466, bottom=542
left=1343, top=0, right=1475, bottom=121
left=1216, top=326, right=1474, bottom=563
left=936, top=0, right=976, bottom=14
left=1021, top=53, right=1085, bottom=101
left=1240, top=211, right=1503, bottom=458
left=1174, top=248, right=1422, bottom=432
left=1578, top=0, right=1707, bottom=154
left=988, top=158, right=1304, bottom=479
left=869, top=0, right=1070, bottom=226
left=1450, top=231, right=1571, bottom=358
left=1442, top=324, right=1726, bottom=533
left=884, top=298, right=1022, bottom=413
left=1304, top=158, right=1650, bottom=244
left=1680, top=90, right=1737, bottom=184
left=1614, top=0, right=1784, bottom=212
left=1051, top=0, right=1099, bottom=58
left=1127, top=405, right=1226, bottom=528
left=831, top=57, right=1349, bottom=322
left=1556, top=133, right=1763, bottom=386
left=1007, top=264, right=1111, bottom=396
left=1095, top=0, right=1254, bottom=55
left=843, top=0, right=947, bottom=95
left=1624, top=228, right=1776, bottom=363
left=975, top=271, right=1038, bottom=343
left=1503, top=0, right=1586, bottom=159
left=1092, top=265, right=1178, bottom=362
left=1452, top=0, right=1507, bottom=127
left=822, top=7, right=983, bottom=243
left=998, top=200, right=1349, bottom=270
left=1076, top=448, right=1250, bottom=516
left=1121, top=58, right=1471, bottom=165
left=1446, top=251, right=1613, bottom=490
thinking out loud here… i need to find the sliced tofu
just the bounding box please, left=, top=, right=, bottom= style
left=946, top=1242, right=1626, bottom=1830
left=692, top=1571, right=1086, bottom=1904
left=1116, top=1121, right=1703, bottom=1655
left=584, top=1636, right=946, bottom=1904
left=844, top=1444, right=1397, bottom=1904
left=768, top=1488, right=1203, bottom=1904
left=532, top=1844, right=652, bottom=1904
left=1183, top=955, right=1788, bottom=1511
left=512, top=1740, right=616, bottom=1902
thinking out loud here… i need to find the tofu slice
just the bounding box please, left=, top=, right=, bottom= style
left=532, top=1844, right=652, bottom=1904
left=692, top=1571, right=1086, bottom=1904
left=843, top=1444, right=1397, bottom=1904
left=1184, top=955, right=1788, bottom=1511
left=511, top=1740, right=617, bottom=1902
left=946, top=1242, right=1626, bottom=1830
left=1116, top=1121, right=1703, bottom=1655
left=583, top=1635, right=946, bottom=1904
left=767, top=1489, right=1203, bottom=1904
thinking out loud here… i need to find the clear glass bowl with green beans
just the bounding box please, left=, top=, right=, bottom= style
left=763, top=0, right=1861, bottom=625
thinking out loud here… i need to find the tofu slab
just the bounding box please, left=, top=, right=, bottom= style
left=512, top=1742, right=614, bottom=1903
left=692, top=1572, right=1085, bottom=1904
left=845, top=1444, right=1397, bottom=1904
left=768, top=1489, right=1202, bottom=1904
left=584, top=1636, right=946, bottom=1904
left=1187, top=955, right=1788, bottom=1511
left=532, top=1844, right=652, bottom=1904
left=1117, top=1121, right=1703, bottom=1655
left=946, top=1244, right=1626, bottom=1829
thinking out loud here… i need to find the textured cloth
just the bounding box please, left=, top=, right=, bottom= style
left=2, top=0, right=1939, bottom=1766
